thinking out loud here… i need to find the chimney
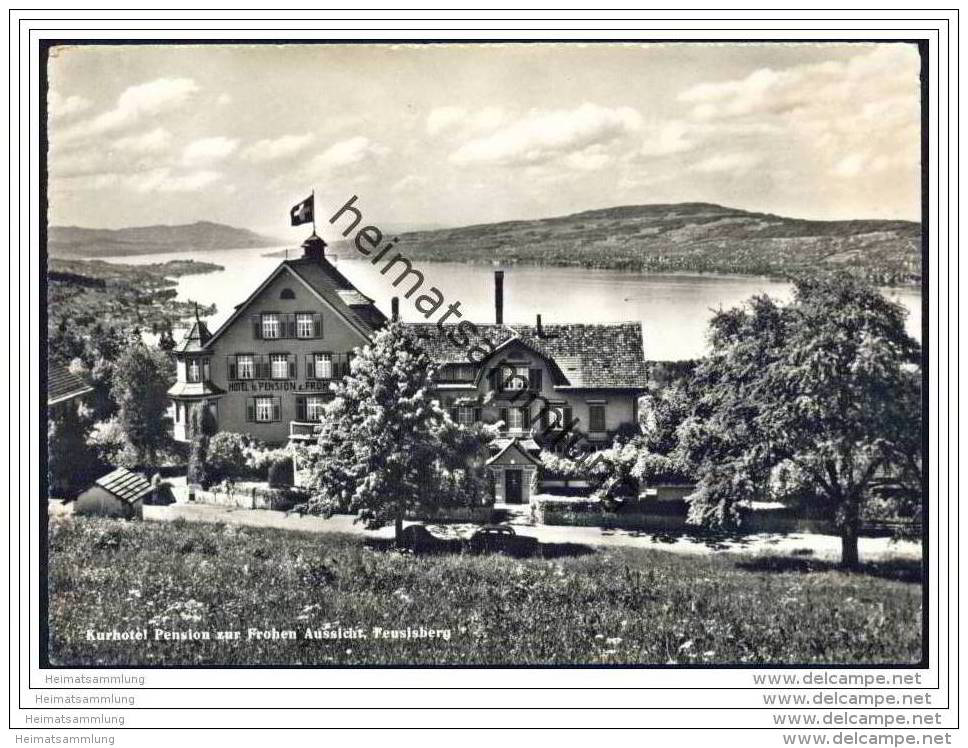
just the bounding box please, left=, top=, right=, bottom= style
left=536, top=313, right=543, bottom=337
left=301, top=233, right=327, bottom=263
left=494, top=270, right=504, bottom=325
left=391, top=296, right=400, bottom=322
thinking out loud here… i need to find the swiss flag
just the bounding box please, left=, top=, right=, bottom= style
left=290, top=195, right=314, bottom=226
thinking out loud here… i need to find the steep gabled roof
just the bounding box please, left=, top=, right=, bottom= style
left=284, top=256, right=388, bottom=332
left=203, top=256, right=385, bottom=349
left=410, top=321, right=649, bottom=389
left=94, top=468, right=153, bottom=503
left=174, top=306, right=213, bottom=354
left=48, top=361, right=93, bottom=405
left=486, top=437, right=543, bottom=467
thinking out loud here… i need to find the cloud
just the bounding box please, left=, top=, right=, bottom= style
left=426, top=106, right=467, bottom=135
left=54, top=167, right=221, bottom=194
left=676, top=45, right=919, bottom=187
left=308, top=136, right=388, bottom=173
left=113, top=127, right=172, bottom=153
left=678, top=46, right=918, bottom=126
left=690, top=153, right=760, bottom=174
left=126, top=168, right=221, bottom=193
left=182, top=136, right=239, bottom=164
left=48, top=91, right=91, bottom=119
left=391, top=174, right=428, bottom=193
left=242, top=133, right=315, bottom=162
left=449, top=103, right=642, bottom=166
left=426, top=106, right=505, bottom=136
left=638, top=121, right=695, bottom=158
left=564, top=145, right=613, bottom=171
left=60, top=77, right=200, bottom=142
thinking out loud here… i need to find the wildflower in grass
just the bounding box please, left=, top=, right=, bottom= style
left=297, top=603, right=321, bottom=622
left=606, top=637, right=622, bottom=647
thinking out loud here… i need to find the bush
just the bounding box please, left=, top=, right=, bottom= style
left=243, top=443, right=286, bottom=480
left=267, top=456, right=294, bottom=488
left=207, top=432, right=249, bottom=483
left=187, top=435, right=210, bottom=488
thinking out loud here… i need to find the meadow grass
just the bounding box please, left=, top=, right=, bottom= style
left=47, top=516, right=923, bottom=666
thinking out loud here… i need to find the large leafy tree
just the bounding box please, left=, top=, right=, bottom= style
left=306, top=321, right=490, bottom=545
left=110, top=337, right=175, bottom=467
left=678, top=274, right=922, bottom=567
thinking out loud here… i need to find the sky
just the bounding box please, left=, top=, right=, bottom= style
left=47, top=42, right=922, bottom=240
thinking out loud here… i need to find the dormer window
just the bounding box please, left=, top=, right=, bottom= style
left=280, top=288, right=296, bottom=300
left=501, top=365, right=530, bottom=391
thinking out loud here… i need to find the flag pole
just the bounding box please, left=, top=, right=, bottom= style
left=311, top=188, right=316, bottom=236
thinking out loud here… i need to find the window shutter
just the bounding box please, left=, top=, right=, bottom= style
left=500, top=407, right=509, bottom=432
left=288, top=355, right=296, bottom=379
left=313, top=313, right=322, bottom=338
left=521, top=405, right=531, bottom=430
left=449, top=406, right=458, bottom=422
left=474, top=407, right=482, bottom=423
left=203, top=360, right=210, bottom=381
left=251, top=315, right=261, bottom=340
left=296, top=396, right=307, bottom=421
left=227, top=357, right=236, bottom=381
left=539, top=408, right=548, bottom=431
left=261, top=355, right=270, bottom=379
left=246, top=398, right=255, bottom=423
left=272, top=399, right=281, bottom=423
left=305, top=355, right=314, bottom=379
left=563, top=406, right=573, bottom=429
left=590, top=405, right=606, bottom=432
left=286, top=313, right=296, bottom=338
left=529, top=368, right=542, bottom=391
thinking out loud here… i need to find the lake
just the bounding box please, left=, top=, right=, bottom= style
left=104, top=245, right=923, bottom=361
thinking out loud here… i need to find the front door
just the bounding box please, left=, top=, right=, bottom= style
left=505, top=469, right=523, bottom=504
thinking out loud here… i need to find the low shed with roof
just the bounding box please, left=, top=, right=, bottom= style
left=75, top=467, right=152, bottom=519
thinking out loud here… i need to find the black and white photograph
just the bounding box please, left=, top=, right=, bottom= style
left=42, top=40, right=926, bottom=668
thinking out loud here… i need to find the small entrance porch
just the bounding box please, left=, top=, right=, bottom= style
left=486, top=437, right=541, bottom=505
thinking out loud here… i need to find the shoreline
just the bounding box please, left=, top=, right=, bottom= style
left=307, top=252, right=924, bottom=291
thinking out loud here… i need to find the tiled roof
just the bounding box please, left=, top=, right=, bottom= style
left=95, top=468, right=153, bottom=503
left=48, top=361, right=93, bottom=405
left=409, top=321, right=649, bottom=389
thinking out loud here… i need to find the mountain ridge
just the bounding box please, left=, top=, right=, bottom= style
left=354, top=202, right=921, bottom=286
left=48, top=221, right=284, bottom=258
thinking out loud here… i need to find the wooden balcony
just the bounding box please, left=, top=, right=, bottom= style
left=289, top=420, right=322, bottom=442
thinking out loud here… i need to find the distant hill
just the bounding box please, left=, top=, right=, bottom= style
left=48, top=221, right=284, bottom=258
left=329, top=203, right=920, bottom=286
